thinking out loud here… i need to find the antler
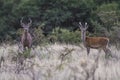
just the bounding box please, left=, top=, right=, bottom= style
left=20, top=17, right=24, bottom=26
left=85, top=22, right=88, bottom=29
left=85, top=22, right=87, bottom=25
left=79, top=22, right=83, bottom=28
left=79, top=22, right=82, bottom=26
left=78, top=22, right=88, bottom=30
left=28, top=18, right=32, bottom=25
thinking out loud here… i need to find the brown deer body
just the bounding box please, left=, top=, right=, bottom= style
left=20, top=18, right=32, bottom=50
left=79, top=22, right=111, bottom=57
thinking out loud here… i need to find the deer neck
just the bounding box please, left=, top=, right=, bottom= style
left=81, top=31, right=86, bottom=46
left=24, top=30, right=29, bottom=39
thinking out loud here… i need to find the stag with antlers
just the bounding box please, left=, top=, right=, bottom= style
left=79, top=22, right=111, bottom=58
left=20, top=18, right=32, bottom=51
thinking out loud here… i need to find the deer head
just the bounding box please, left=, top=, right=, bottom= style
left=79, top=22, right=88, bottom=42
left=20, top=17, right=32, bottom=31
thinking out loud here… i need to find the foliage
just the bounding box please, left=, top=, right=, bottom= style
left=0, top=0, right=95, bottom=40
left=0, top=0, right=120, bottom=45
left=95, top=2, right=120, bottom=31
left=49, top=27, right=81, bottom=44
left=90, top=20, right=109, bottom=37
left=109, top=27, right=120, bottom=49
left=32, top=26, right=45, bottom=45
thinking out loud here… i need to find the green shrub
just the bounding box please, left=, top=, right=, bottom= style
left=32, top=27, right=46, bottom=45
left=109, top=27, right=120, bottom=49
left=49, top=27, right=81, bottom=44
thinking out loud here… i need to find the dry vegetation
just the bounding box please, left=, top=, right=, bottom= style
left=0, top=43, right=120, bottom=80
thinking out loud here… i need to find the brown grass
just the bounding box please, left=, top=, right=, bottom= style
left=0, top=43, right=120, bottom=80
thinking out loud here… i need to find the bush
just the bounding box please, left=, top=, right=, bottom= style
left=32, top=27, right=46, bottom=45
left=109, top=27, right=120, bottom=49
left=48, top=27, right=81, bottom=44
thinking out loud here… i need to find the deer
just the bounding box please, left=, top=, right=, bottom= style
left=78, top=22, right=112, bottom=58
left=20, top=17, right=32, bottom=51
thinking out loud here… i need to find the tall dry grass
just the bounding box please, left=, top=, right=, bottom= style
left=0, top=43, right=120, bottom=80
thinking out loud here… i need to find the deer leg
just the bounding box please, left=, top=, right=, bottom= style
left=28, top=44, right=32, bottom=49
left=103, top=48, right=112, bottom=58
left=103, top=48, right=107, bottom=58
left=21, top=45, right=25, bottom=52
left=23, top=46, right=27, bottom=51
left=98, top=49, right=102, bottom=53
left=86, top=47, right=90, bottom=55
left=106, top=48, right=112, bottom=57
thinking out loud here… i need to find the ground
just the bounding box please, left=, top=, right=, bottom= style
left=0, top=43, right=120, bottom=80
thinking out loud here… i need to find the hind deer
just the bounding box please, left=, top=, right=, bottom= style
left=20, top=18, right=32, bottom=51
left=79, top=22, right=111, bottom=58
